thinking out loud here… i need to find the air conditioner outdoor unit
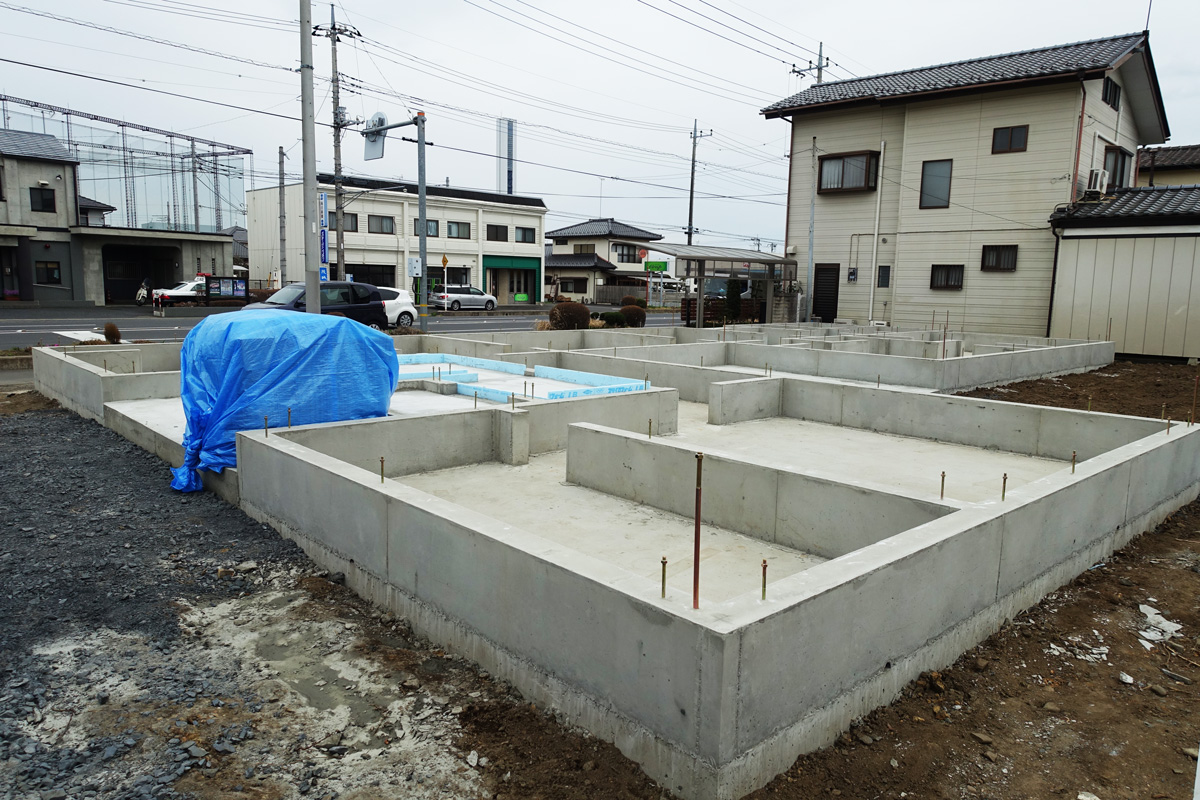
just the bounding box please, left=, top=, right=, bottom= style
left=1086, top=168, right=1110, bottom=193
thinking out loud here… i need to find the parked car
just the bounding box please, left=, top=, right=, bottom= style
left=153, top=278, right=206, bottom=307
left=432, top=284, right=496, bottom=311
left=242, top=281, right=388, bottom=329
left=375, top=286, right=418, bottom=328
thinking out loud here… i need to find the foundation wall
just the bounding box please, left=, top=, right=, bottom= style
left=778, top=378, right=1163, bottom=460
left=33, top=347, right=181, bottom=421
left=566, top=423, right=956, bottom=559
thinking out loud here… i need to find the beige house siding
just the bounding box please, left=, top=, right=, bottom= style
left=1052, top=233, right=1200, bottom=357
left=788, top=84, right=1084, bottom=334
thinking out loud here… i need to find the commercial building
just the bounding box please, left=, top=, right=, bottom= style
left=247, top=175, right=547, bottom=303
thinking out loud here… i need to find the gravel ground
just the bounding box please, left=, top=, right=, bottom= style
left=0, top=410, right=505, bottom=800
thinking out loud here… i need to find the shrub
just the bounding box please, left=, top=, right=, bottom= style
left=534, top=320, right=553, bottom=331
left=391, top=326, right=421, bottom=336
left=590, top=312, right=600, bottom=320
left=248, top=288, right=273, bottom=303
left=620, top=305, right=646, bottom=328
left=635, top=297, right=647, bottom=309
left=103, top=323, right=121, bottom=344
left=588, top=318, right=606, bottom=328
left=620, top=294, right=639, bottom=308
left=599, top=311, right=626, bottom=327
left=548, top=301, right=590, bottom=330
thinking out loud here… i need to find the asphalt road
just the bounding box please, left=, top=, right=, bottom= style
left=0, top=307, right=679, bottom=350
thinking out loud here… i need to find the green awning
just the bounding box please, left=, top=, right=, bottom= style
left=483, top=255, right=540, bottom=270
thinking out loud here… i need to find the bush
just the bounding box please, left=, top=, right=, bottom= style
left=590, top=312, right=600, bottom=320
left=390, top=326, right=421, bottom=336
left=599, top=311, right=626, bottom=327
left=588, top=318, right=606, bottom=328
left=619, top=294, right=639, bottom=308
left=635, top=298, right=647, bottom=309
left=103, top=322, right=121, bottom=344
left=533, top=320, right=553, bottom=331
left=620, top=305, right=646, bottom=328
left=248, top=288, right=273, bottom=303
left=548, top=301, right=590, bottom=330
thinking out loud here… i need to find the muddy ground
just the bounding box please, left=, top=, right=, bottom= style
left=2, top=361, right=1199, bottom=800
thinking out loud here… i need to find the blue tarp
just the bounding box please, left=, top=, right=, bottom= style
left=170, top=310, right=399, bottom=492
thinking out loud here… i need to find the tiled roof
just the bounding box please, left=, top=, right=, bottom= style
left=77, top=195, right=116, bottom=212
left=764, top=33, right=1144, bottom=117
left=0, top=129, right=77, bottom=163
left=1139, top=144, right=1200, bottom=170
left=1051, top=185, right=1200, bottom=225
left=545, top=253, right=618, bottom=271
left=545, top=218, right=662, bottom=240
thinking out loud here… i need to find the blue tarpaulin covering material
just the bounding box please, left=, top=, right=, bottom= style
left=170, top=310, right=399, bottom=492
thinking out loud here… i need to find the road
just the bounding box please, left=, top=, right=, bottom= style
left=0, top=306, right=679, bottom=350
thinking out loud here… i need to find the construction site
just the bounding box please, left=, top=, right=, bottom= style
left=17, top=322, right=1199, bottom=800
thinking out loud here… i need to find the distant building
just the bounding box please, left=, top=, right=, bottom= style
left=544, top=218, right=663, bottom=302
left=220, top=226, right=249, bottom=270
left=247, top=175, right=547, bottom=303
left=1138, top=144, right=1200, bottom=187
left=0, top=130, right=233, bottom=305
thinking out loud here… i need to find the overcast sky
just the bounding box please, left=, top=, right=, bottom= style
left=3, top=0, right=1197, bottom=249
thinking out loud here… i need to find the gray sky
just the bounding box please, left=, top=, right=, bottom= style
left=3, top=0, right=1196, bottom=249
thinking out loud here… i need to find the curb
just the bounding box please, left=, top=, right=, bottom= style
left=0, top=355, right=33, bottom=370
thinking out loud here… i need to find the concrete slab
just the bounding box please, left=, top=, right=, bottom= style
left=668, top=410, right=1065, bottom=504
left=398, top=452, right=827, bottom=605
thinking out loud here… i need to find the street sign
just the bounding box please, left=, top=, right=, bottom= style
left=406, top=257, right=422, bottom=278
left=441, top=254, right=449, bottom=267
left=363, top=112, right=388, bottom=161
left=645, top=261, right=668, bottom=272
left=319, top=192, right=328, bottom=229
left=319, top=229, right=328, bottom=264
left=346, top=273, right=354, bottom=283
left=319, top=266, right=329, bottom=281
left=638, top=249, right=648, bottom=259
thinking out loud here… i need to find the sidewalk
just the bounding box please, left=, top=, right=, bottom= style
left=0, top=369, right=34, bottom=388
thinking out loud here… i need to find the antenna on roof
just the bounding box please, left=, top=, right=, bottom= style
left=1145, top=0, right=1153, bottom=30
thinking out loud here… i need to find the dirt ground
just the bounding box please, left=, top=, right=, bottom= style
left=0, top=387, right=57, bottom=415
left=4, top=361, right=1200, bottom=800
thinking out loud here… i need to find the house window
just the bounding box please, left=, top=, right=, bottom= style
left=553, top=237, right=567, bottom=245
left=412, top=219, right=438, bottom=237
left=919, top=160, right=953, bottom=209
left=1102, top=77, right=1121, bottom=111
left=35, top=261, right=61, bottom=285
left=367, top=215, right=395, bottom=234
left=612, top=243, right=639, bottom=263
left=341, top=213, right=358, bottom=232
left=1104, top=146, right=1132, bottom=191
left=559, top=277, right=588, bottom=293
left=930, top=264, right=964, bottom=290
left=981, top=245, right=1018, bottom=272
left=876, top=265, right=891, bottom=288
left=991, top=125, right=1028, bottom=154
left=486, top=224, right=507, bottom=242
left=447, top=221, right=471, bottom=239
left=515, top=226, right=536, bottom=243
left=29, top=188, right=55, bottom=213
left=817, top=151, right=879, bottom=193
left=574, top=244, right=595, bottom=254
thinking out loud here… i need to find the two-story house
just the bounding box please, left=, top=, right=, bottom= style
left=544, top=218, right=663, bottom=303
left=763, top=32, right=1169, bottom=335
left=247, top=175, right=547, bottom=304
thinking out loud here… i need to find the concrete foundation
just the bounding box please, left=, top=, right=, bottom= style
left=30, top=333, right=1197, bottom=800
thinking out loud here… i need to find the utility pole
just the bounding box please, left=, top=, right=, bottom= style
left=316, top=5, right=360, bottom=282
left=417, top=112, right=428, bottom=332
left=816, top=41, right=827, bottom=83
left=278, top=146, right=287, bottom=287
left=686, top=119, right=712, bottom=245
left=806, top=136, right=816, bottom=322
left=299, top=0, right=321, bottom=312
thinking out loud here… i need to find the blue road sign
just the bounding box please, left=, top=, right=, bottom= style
left=319, top=267, right=329, bottom=281
left=319, top=229, right=328, bottom=264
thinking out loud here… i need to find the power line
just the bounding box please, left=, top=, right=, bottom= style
left=691, top=0, right=858, bottom=78
left=633, top=0, right=802, bottom=68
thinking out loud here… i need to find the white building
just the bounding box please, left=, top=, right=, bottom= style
left=247, top=174, right=547, bottom=304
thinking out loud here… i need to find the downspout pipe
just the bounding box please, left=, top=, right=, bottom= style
left=1046, top=225, right=1062, bottom=337
left=867, top=140, right=885, bottom=322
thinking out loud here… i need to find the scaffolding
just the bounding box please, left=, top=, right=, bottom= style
left=0, top=95, right=252, bottom=232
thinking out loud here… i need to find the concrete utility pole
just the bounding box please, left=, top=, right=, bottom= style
left=278, top=145, right=287, bottom=286
left=299, top=0, right=321, bottom=312
left=316, top=5, right=359, bottom=281
left=806, top=136, right=816, bottom=322
left=686, top=119, right=712, bottom=246
left=190, top=140, right=200, bottom=235
left=417, top=112, right=428, bottom=333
